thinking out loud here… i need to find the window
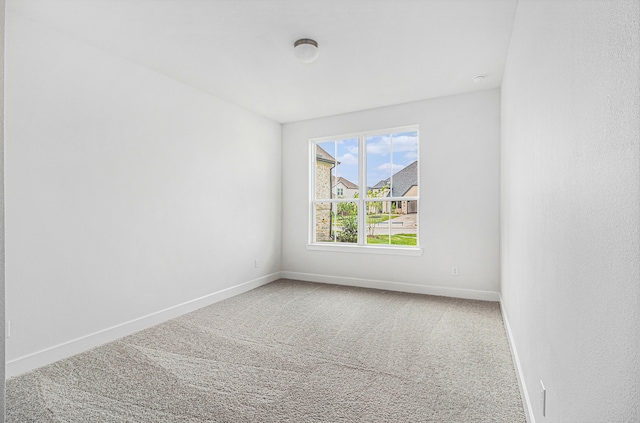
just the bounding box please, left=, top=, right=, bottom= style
left=310, top=126, right=419, bottom=250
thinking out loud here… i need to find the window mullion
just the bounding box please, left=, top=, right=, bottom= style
left=390, top=132, right=394, bottom=197
left=358, top=135, right=366, bottom=246
left=309, top=139, right=315, bottom=244
left=311, top=126, right=418, bottom=249
left=311, top=200, right=317, bottom=243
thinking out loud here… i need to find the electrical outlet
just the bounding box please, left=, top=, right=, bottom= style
left=540, top=380, right=546, bottom=417
left=451, top=266, right=459, bottom=276
left=254, top=259, right=259, bottom=268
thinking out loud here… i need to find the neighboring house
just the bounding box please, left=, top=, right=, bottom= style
left=334, top=176, right=358, bottom=198
left=371, top=161, right=418, bottom=214
left=315, top=145, right=336, bottom=241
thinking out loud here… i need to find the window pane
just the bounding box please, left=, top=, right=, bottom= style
left=365, top=201, right=417, bottom=246
left=391, top=201, right=417, bottom=246
left=314, top=202, right=334, bottom=242
left=314, top=202, right=359, bottom=244
left=335, top=138, right=359, bottom=198
left=311, top=127, right=418, bottom=248
left=365, top=201, right=391, bottom=245
left=366, top=134, right=391, bottom=199
left=389, top=131, right=419, bottom=198
left=334, top=202, right=358, bottom=243
left=315, top=142, right=337, bottom=200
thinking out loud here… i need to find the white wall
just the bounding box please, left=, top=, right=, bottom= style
left=5, top=14, right=282, bottom=376
left=1, top=0, right=6, bottom=418
left=282, top=90, right=501, bottom=299
left=501, top=1, right=640, bottom=422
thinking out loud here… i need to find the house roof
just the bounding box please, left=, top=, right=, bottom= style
left=334, top=177, right=358, bottom=190
left=316, top=145, right=336, bottom=164
left=372, top=161, right=418, bottom=197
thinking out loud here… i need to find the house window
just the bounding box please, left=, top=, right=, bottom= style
left=310, top=126, right=419, bottom=249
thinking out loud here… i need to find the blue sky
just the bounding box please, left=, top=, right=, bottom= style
left=318, top=130, right=418, bottom=189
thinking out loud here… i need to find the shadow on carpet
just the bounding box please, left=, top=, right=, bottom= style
left=7, top=279, right=526, bottom=422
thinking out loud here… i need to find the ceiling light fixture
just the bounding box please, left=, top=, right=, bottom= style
left=294, top=38, right=319, bottom=63
left=472, top=74, right=486, bottom=83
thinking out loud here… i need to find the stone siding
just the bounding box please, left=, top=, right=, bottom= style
left=315, top=161, right=333, bottom=241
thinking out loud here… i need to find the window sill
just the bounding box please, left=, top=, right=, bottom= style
left=306, top=243, right=423, bottom=256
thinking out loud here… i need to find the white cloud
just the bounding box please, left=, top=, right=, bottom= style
left=376, top=162, right=404, bottom=173
left=366, top=139, right=389, bottom=155
left=404, top=151, right=418, bottom=160
left=366, top=135, right=418, bottom=155
left=389, top=135, right=418, bottom=153
left=338, top=153, right=358, bottom=165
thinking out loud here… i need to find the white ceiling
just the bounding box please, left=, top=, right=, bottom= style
left=8, top=0, right=518, bottom=123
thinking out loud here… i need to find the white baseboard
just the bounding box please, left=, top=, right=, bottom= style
left=280, top=271, right=500, bottom=301
left=6, top=272, right=281, bottom=379
left=7, top=271, right=500, bottom=379
left=499, top=295, right=534, bottom=423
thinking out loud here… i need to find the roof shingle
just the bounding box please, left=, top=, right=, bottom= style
left=372, top=161, right=417, bottom=197
left=334, top=177, right=358, bottom=189
left=316, top=145, right=336, bottom=163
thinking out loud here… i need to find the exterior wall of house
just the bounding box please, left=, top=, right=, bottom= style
left=335, top=182, right=357, bottom=198
left=400, top=201, right=417, bottom=215
left=315, top=161, right=333, bottom=241
left=404, top=186, right=418, bottom=197
left=402, top=186, right=419, bottom=214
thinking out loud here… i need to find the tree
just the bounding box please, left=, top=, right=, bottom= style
left=365, top=184, right=389, bottom=236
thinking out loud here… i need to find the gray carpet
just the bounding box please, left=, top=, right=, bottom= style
left=7, top=279, right=526, bottom=422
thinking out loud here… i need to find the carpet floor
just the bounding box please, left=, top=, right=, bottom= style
left=7, top=279, right=526, bottom=422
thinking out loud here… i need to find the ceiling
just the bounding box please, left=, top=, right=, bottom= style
left=8, top=0, right=518, bottom=123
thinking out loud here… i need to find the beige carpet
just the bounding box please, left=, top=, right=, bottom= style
left=7, top=279, right=526, bottom=422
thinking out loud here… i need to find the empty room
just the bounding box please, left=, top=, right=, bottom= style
left=1, top=0, right=638, bottom=422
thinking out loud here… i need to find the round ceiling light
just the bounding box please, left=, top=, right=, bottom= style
left=294, top=39, right=319, bottom=63
left=472, top=74, right=486, bottom=83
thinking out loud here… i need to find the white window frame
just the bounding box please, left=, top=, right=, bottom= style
left=308, top=125, right=423, bottom=256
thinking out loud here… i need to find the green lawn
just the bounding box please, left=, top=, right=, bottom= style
left=367, top=233, right=417, bottom=246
